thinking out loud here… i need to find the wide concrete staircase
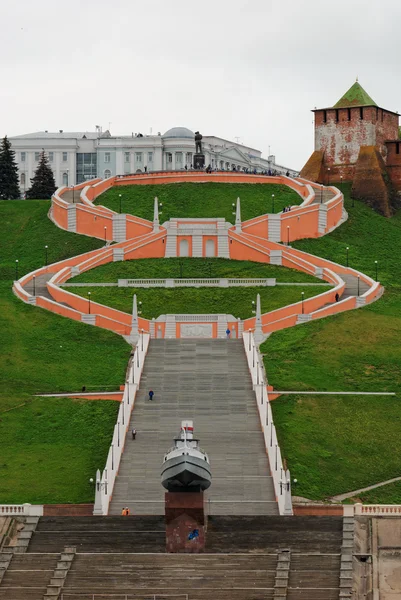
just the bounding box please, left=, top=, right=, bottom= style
left=0, top=553, right=59, bottom=600
left=0, top=515, right=344, bottom=599
left=110, top=339, right=278, bottom=516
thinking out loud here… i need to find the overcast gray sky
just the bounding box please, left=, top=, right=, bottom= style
left=2, top=0, right=401, bottom=170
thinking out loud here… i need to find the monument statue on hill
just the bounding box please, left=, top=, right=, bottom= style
left=194, top=131, right=205, bottom=170
left=195, top=131, right=203, bottom=154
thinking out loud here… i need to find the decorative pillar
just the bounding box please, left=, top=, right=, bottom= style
left=129, top=294, right=139, bottom=344
left=235, top=197, right=242, bottom=232
left=283, top=469, right=294, bottom=515
left=93, top=469, right=103, bottom=515
left=254, top=293, right=264, bottom=344
left=153, top=196, right=160, bottom=232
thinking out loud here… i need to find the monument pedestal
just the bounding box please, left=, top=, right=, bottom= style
left=193, top=154, right=205, bottom=169
left=165, top=492, right=206, bottom=553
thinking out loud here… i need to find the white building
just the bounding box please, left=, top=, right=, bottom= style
left=10, top=127, right=297, bottom=191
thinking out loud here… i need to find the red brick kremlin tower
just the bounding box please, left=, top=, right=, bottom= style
left=300, top=80, right=401, bottom=216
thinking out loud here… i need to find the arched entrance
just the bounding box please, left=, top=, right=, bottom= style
left=205, top=239, right=215, bottom=257
left=179, top=239, right=189, bottom=257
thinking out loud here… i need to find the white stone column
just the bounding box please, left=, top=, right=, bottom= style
left=235, top=197, right=242, bottom=233
left=254, top=293, right=264, bottom=344
left=153, top=197, right=160, bottom=233
left=93, top=469, right=103, bottom=515
left=129, top=294, right=139, bottom=344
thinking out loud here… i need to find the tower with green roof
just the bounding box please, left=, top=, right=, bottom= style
left=300, top=80, right=399, bottom=185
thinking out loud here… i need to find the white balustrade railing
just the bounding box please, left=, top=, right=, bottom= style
left=93, top=333, right=150, bottom=515
left=118, top=278, right=276, bottom=288
left=353, top=503, right=401, bottom=516
left=243, top=331, right=293, bottom=516
left=0, top=504, right=43, bottom=516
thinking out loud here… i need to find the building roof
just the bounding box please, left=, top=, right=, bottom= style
left=11, top=131, right=99, bottom=139
left=162, top=127, right=194, bottom=139
left=333, top=81, right=377, bottom=108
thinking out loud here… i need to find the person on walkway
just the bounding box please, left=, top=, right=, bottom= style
left=148, top=390, right=154, bottom=401
left=132, top=428, right=137, bottom=440
left=335, top=292, right=340, bottom=302
left=121, top=507, right=130, bottom=516
left=226, top=328, right=231, bottom=339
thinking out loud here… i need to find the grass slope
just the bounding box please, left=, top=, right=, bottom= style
left=1, top=398, right=118, bottom=504
left=97, top=182, right=301, bottom=222
left=273, top=394, right=401, bottom=500
left=69, top=285, right=324, bottom=319
left=262, top=185, right=401, bottom=501
left=70, top=257, right=321, bottom=284
left=357, top=481, right=401, bottom=504
left=0, top=200, right=103, bottom=279
left=0, top=201, right=130, bottom=503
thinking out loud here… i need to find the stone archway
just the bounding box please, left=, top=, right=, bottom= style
left=179, top=239, right=189, bottom=257
left=205, top=239, right=215, bottom=257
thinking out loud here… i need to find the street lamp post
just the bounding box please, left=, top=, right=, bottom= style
left=45, top=245, right=48, bottom=266
left=340, top=175, right=343, bottom=194
left=327, top=167, right=331, bottom=186
left=88, top=291, right=91, bottom=314
left=357, top=275, right=360, bottom=296
left=375, top=260, right=378, bottom=282
left=346, top=246, right=349, bottom=268
left=32, top=275, right=36, bottom=297
left=15, top=259, right=19, bottom=280
left=119, top=194, right=122, bottom=214
left=287, top=226, right=290, bottom=246
left=141, top=329, right=144, bottom=352
left=271, top=194, right=275, bottom=213
left=301, top=291, right=305, bottom=314
left=104, top=226, right=107, bottom=243
left=179, top=261, right=183, bottom=279
left=321, top=184, right=324, bottom=204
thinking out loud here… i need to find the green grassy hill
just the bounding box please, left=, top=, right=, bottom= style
left=262, top=185, right=401, bottom=502
left=96, top=182, right=301, bottom=221
left=70, top=257, right=321, bottom=284
left=0, top=201, right=130, bottom=503
left=69, top=285, right=325, bottom=320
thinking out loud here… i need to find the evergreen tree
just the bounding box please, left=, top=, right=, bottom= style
left=0, top=136, right=20, bottom=199
left=26, top=151, right=56, bottom=199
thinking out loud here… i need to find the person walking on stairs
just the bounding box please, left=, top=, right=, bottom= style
left=148, top=390, right=154, bottom=401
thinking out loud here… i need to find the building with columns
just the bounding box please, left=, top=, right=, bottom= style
left=9, top=126, right=297, bottom=191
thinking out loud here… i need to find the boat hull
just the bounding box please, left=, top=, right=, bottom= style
left=161, top=453, right=211, bottom=492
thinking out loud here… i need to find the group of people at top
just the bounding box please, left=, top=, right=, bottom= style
left=182, top=164, right=292, bottom=176
left=283, top=206, right=292, bottom=213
